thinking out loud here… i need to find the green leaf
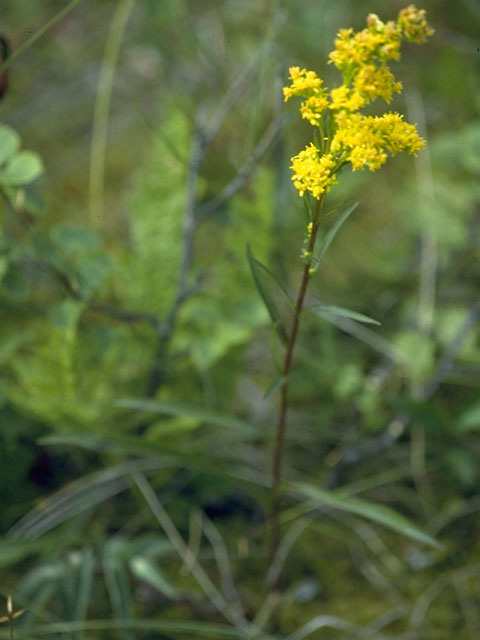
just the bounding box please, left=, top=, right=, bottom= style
left=246, top=244, right=289, bottom=344
left=248, top=250, right=293, bottom=310
left=0, top=619, right=248, bottom=639
left=313, top=201, right=359, bottom=263
left=103, top=539, right=134, bottom=640
left=116, top=399, right=258, bottom=435
left=72, top=547, right=95, bottom=622
left=457, top=401, right=480, bottom=432
left=129, top=556, right=177, bottom=599
left=263, top=375, right=287, bottom=399
left=0, top=150, right=43, bottom=186
left=5, top=186, right=46, bottom=215
left=308, top=304, right=381, bottom=326
left=291, top=482, right=442, bottom=548
left=0, top=536, right=66, bottom=568
left=51, top=225, right=102, bottom=253
left=0, top=123, right=20, bottom=165
left=39, top=435, right=255, bottom=496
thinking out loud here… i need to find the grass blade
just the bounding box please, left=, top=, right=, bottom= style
left=291, top=482, right=442, bottom=549
left=115, top=399, right=257, bottom=435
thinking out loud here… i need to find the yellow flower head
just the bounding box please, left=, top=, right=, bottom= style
left=300, top=95, right=329, bottom=126
left=331, top=111, right=425, bottom=172
left=284, top=6, right=432, bottom=199
left=353, top=63, right=402, bottom=104
left=329, top=85, right=365, bottom=111
left=290, top=145, right=337, bottom=199
left=283, top=67, right=324, bottom=101
left=328, top=20, right=401, bottom=73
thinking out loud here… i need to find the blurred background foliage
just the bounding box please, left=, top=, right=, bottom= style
left=0, top=1, right=479, bottom=639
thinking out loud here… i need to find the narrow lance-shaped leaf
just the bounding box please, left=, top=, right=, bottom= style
left=307, top=304, right=381, bottom=326
left=103, top=539, right=134, bottom=640
left=0, top=619, right=248, bottom=639
left=290, top=482, right=442, bottom=549
left=115, top=399, right=258, bottom=435
left=73, top=547, right=95, bottom=622
left=263, top=375, right=288, bottom=399
left=129, top=556, right=177, bottom=599
left=313, top=201, right=359, bottom=264
left=246, top=243, right=289, bottom=344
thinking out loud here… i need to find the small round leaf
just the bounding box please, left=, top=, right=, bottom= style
left=0, top=150, right=44, bottom=186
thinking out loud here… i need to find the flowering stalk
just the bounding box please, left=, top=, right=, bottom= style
left=269, top=5, right=433, bottom=567
left=270, top=196, right=323, bottom=565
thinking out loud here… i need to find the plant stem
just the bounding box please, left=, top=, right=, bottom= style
left=269, top=196, right=323, bottom=570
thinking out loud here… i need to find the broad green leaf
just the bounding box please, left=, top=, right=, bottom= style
left=291, top=482, right=442, bottom=548
left=129, top=556, right=177, bottom=599
left=308, top=304, right=381, bottom=326
left=313, top=201, right=359, bottom=263
left=0, top=150, right=43, bottom=186
left=246, top=244, right=288, bottom=344
left=116, top=399, right=258, bottom=435
left=0, top=123, right=20, bottom=165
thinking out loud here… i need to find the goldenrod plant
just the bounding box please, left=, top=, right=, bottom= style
left=268, top=4, right=434, bottom=566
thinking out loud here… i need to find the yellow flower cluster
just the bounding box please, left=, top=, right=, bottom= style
left=283, top=68, right=329, bottom=126
left=290, top=145, right=337, bottom=198
left=331, top=112, right=425, bottom=171
left=397, top=5, right=434, bottom=42
left=284, top=5, right=433, bottom=200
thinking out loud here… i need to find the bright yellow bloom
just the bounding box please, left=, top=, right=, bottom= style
left=329, top=21, right=401, bottom=72
left=331, top=111, right=425, bottom=171
left=283, top=67, right=324, bottom=101
left=284, top=6, right=432, bottom=199
left=329, top=85, right=365, bottom=111
left=353, top=63, right=402, bottom=103
left=301, top=95, right=329, bottom=126
left=290, top=145, right=337, bottom=199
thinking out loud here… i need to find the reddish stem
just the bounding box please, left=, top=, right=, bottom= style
left=269, top=198, right=323, bottom=569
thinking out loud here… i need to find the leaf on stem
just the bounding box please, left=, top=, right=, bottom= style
left=290, top=482, right=442, bottom=549
left=307, top=304, right=381, bottom=326
left=246, top=244, right=290, bottom=344
left=263, top=375, right=288, bottom=399
left=313, top=201, right=359, bottom=264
